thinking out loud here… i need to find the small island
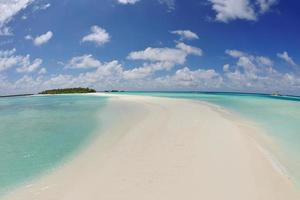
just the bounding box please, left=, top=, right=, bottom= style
left=39, top=87, right=96, bottom=94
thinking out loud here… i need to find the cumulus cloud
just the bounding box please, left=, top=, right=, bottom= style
left=0, top=0, right=33, bottom=35
left=223, top=64, right=230, bottom=72
left=117, top=0, right=140, bottom=4
left=225, top=49, right=247, bottom=58
left=38, top=67, right=47, bottom=74
left=16, top=58, right=43, bottom=73
left=30, top=31, right=53, bottom=46
left=33, top=2, right=51, bottom=11
left=156, top=67, right=222, bottom=89
left=128, top=47, right=187, bottom=64
left=176, top=42, right=203, bottom=56
left=171, top=30, right=199, bottom=41
left=5, top=64, right=223, bottom=94
left=256, top=56, right=273, bottom=66
left=0, top=48, right=42, bottom=73
left=124, top=42, right=202, bottom=80
left=117, top=0, right=175, bottom=10
left=256, top=0, right=278, bottom=13
left=25, top=34, right=32, bottom=40
left=159, top=0, right=175, bottom=10
left=277, top=51, right=297, bottom=67
left=3, top=48, right=300, bottom=95
left=60, top=50, right=220, bottom=89
left=123, top=62, right=174, bottom=79
left=65, top=53, right=174, bottom=80
left=208, top=0, right=278, bottom=22
left=209, top=0, right=256, bottom=22
left=66, top=54, right=102, bottom=69
left=0, top=49, right=19, bottom=71
left=223, top=49, right=300, bottom=93
left=75, top=60, right=123, bottom=84
left=226, top=49, right=273, bottom=66
left=128, top=43, right=203, bottom=65
left=82, top=26, right=110, bottom=46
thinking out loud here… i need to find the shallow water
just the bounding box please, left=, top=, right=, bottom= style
left=0, top=95, right=107, bottom=194
left=122, top=92, right=300, bottom=185
left=1, top=92, right=300, bottom=193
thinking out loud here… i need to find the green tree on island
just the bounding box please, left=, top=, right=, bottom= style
left=39, top=88, right=96, bottom=94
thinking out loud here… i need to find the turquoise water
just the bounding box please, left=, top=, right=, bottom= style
left=0, top=95, right=107, bottom=194
left=122, top=92, right=300, bottom=184
left=1, top=92, right=300, bottom=194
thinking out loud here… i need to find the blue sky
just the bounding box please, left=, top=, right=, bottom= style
left=0, top=0, right=299, bottom=95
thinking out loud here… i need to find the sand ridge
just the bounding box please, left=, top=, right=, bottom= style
left=2, top=94, right=299, bottom=200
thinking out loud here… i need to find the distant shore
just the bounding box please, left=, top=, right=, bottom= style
left=2, top=93, right=299, bottom=200
left=0, top=94, right=33, bottom=98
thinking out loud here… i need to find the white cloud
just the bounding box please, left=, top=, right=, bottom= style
left=62, top=52, right=217, bottom=88
left=123, top=62, right=173, bottom=79
left=223, top=64, right=230, bottom=72
left=82, top=26, right=110, bottom=46
left=0, top=27, right=13, bottom=36
left=225, top=49, right=247, bottom=58
left=2, top=43, right=300, bottom=95
left=128, top=43, right=202, bottom=65
left=16, top=58, right=42, bottom=73
left=128, top=47, right=187, bottom=64
left=41, top=3, right=51, bottom=10
left=25, top=34, right=32, bottom=40
left=0, top=48, right=42, bottom=73
left=3, top=49, right=300, bottom=95
left=209, top=0, right=256, bottom=22
left=33, top=3, right=50, bottom=11
left=176, top=42, right=203, bottom=56
left=125, top=43, right=203, bottom=80
left=256, top=0, right=278, bottom=13
left=159, top=0, right=175, bottom=10
left=256, top=56, right=273, bottom=66
left=66, top=54, right=174, bottom=80
left=155, top=67, right=223, bottom=89
left=277, top=51, right=297, bottom=67
left=117, top=0, right=175, bottom=10
left=38, top=67, right=47, bottom=74
left=0, top=39, right=13, bottom=46
left=33, top=31, right=53, bottom=46
left=222, top=50, right=300, bottom=93
left=5, top=63, right=223, bottom=94
left=226, top=49, right=273, bottom=66
left=208, top=0, right=278, bottom=22
left=225, top=49, right=274, bottom=81
left=0, top=0, right=33, bottom=35
left=0, top=48, right=16, bottom=57
left=66, top=54, right=102, bottom=69
left=171, top=30, right=199, bottom=40
left=75, top=60, right=123, bottom=84
left=117, top=0, right=140, bottom=4
left=0, top=49, right=19, bottom=71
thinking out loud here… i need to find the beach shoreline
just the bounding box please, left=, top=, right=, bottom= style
left=2, top=93, right=299, bottom=200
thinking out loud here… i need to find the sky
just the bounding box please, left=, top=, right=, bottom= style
left=0, top=0, right=299, bottom=95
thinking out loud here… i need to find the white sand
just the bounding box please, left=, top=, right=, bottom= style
left=2, top=94, right=300, bottom=200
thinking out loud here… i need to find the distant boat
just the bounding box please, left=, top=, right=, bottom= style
left=104, top=90, right=125, bottom=93
left=271, top=91, right=282, bottom=96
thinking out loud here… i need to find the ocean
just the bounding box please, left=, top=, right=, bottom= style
left=0, top=95, right=107, bottom=195
left=1, top=92, right=300, bottom=195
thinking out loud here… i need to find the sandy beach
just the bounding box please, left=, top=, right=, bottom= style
left=2, top=94, right=299, bottom=200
